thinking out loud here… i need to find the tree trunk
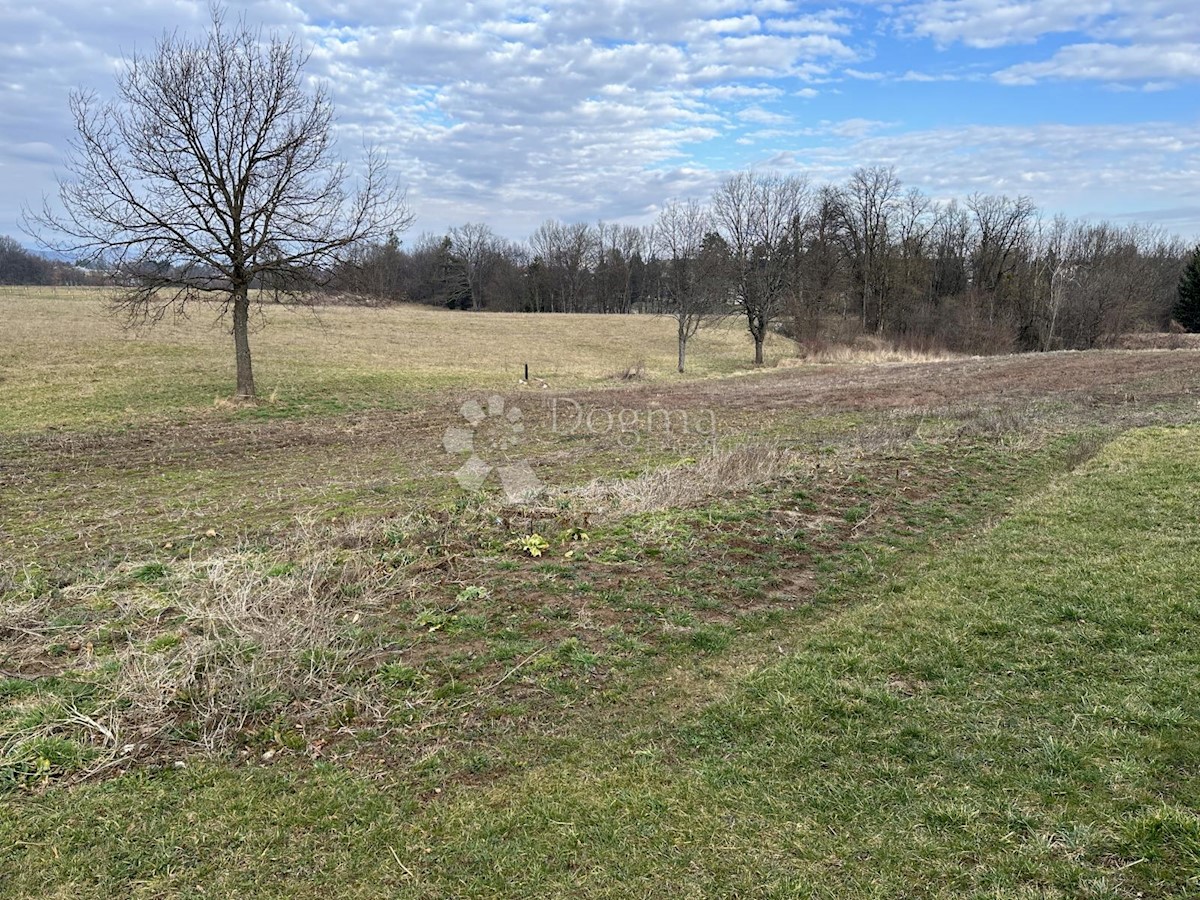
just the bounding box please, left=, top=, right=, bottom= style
left=754, top=336, right=764, bottom=365
left=677, top=333, right=687, bottom=374
left=232, top=285, right=256, bottom=399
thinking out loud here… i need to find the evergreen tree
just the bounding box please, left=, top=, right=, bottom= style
left=1175, top=246, right=1200, bottom=332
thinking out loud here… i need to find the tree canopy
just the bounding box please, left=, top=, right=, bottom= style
left=1174, top=246, right=1200, bottom=333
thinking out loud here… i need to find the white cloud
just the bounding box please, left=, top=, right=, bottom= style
left=738, top=105, right=794, bottom=124
left=705, top=83, right=785, bottom=99
left=996, top=42, right=1200, bottom=85
left=897, top=69, right=961, bottom=82
left=897, top=0, right=1200, bottom=88
left=1, top=0, right=1199, bottom=244
left=769, top=120, right=1200, bottom=235
left=843, top=68, right=886, bottom=80
left=763, top=10, right=853, bottom=35
left=899, top=0, right=1116, bottom=49
left=800, top=118, right=893, bottom=138
left=690, top=14, right=762, bottom=36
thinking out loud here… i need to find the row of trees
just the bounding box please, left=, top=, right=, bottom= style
left=0, top=236, right=108, bottom=286
left=21, top=6, right=1197, bottom=395
left=342, top=168, right=1190, bottom=368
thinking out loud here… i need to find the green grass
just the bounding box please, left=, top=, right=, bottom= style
left=3, top=427, right=1197, bottom=897
left=5, top=292, right=1200, bottom=895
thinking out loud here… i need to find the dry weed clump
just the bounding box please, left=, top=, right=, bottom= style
left=0, top=537, right=397, bottom=781
left=140, top=550, right=387, bottom=747
left=610, top=359, right=647, bottom=381
left=563, top=443, right=803, bottom=519
left=783, top=334, right=964, bottom=366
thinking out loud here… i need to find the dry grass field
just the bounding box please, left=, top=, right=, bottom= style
left=3, top=287, right=1200, bottom=897
left=0, top=288, right=770, bottom=432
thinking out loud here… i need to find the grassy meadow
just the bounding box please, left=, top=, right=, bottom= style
left=2, top=288, right=1199, bottom=897
left=0, top=288, right=764, bottom=432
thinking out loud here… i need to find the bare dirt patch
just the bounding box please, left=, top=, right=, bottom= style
left=601, top=348, right=1200, bottom=413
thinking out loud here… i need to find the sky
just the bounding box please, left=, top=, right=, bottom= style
left=2, top=0, right=1199, bottom=246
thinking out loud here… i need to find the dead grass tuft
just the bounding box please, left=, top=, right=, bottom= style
left=564, top=443, right=802, bottom=519
left=785, top=335, right=963, bottom=366
left=0, top=533, right=394, bottom=780
left=610, top=359, right=647, bottom=381
left=152, top=549, right=384, bottom=746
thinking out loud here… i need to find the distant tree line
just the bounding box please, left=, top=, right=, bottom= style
left=0, top=235, right=106, bottom=287
left=14, top=163, right=1196, bottom=365
left=336, top=167, right=1192, bottom=357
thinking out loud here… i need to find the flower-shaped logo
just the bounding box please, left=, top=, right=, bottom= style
left=442, top=395, right=544, bottom=502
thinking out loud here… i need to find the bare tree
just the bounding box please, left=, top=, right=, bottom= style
left=888, top=187, right=938, bottom=327
left=788, top=186, right=844, bottom=338
left=341, top=231, right=406, bottom=302
left=964, top=193, right=1038, bottom=338
left=1031, top=215, right=1074, bottom=350
left=930, top=199, right=971, bottom=301
left=710, top=171, right=809, bottom=364
left=652, top=199, right=727, bottom=373
left=833, top=166, right=903, bottom=334
left=449, top=222, right=503, bottom=310
left=487, top=239, right=532, bottom=311
left=0, top=236, right=54, bottom=285
left=595, top=222, right=647, bottom=314
left=529, top=220, right=597, bottom=313
left=1047, top=221, right=1181, bottom=348
left=24, top=7, right=410, bottom=398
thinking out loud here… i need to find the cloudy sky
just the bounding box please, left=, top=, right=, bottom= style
left=3, top=0, right=1199, bottom=245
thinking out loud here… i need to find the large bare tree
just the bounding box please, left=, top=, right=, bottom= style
left=449, top=222, right=502, bottom=311
left=528, top=220, right=597, bottom=313
left=652, top=199, right=727, bottom=373
left=710, top=171, right=809, bottom=365
left=595, top=222, right=646, bottom=314
left=25, top=8, right=410, bottom=398
left=967, top=192, right=1037, bottom=327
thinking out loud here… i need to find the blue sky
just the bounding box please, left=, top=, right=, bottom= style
left=2, top=0, right=1198, bottom=244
